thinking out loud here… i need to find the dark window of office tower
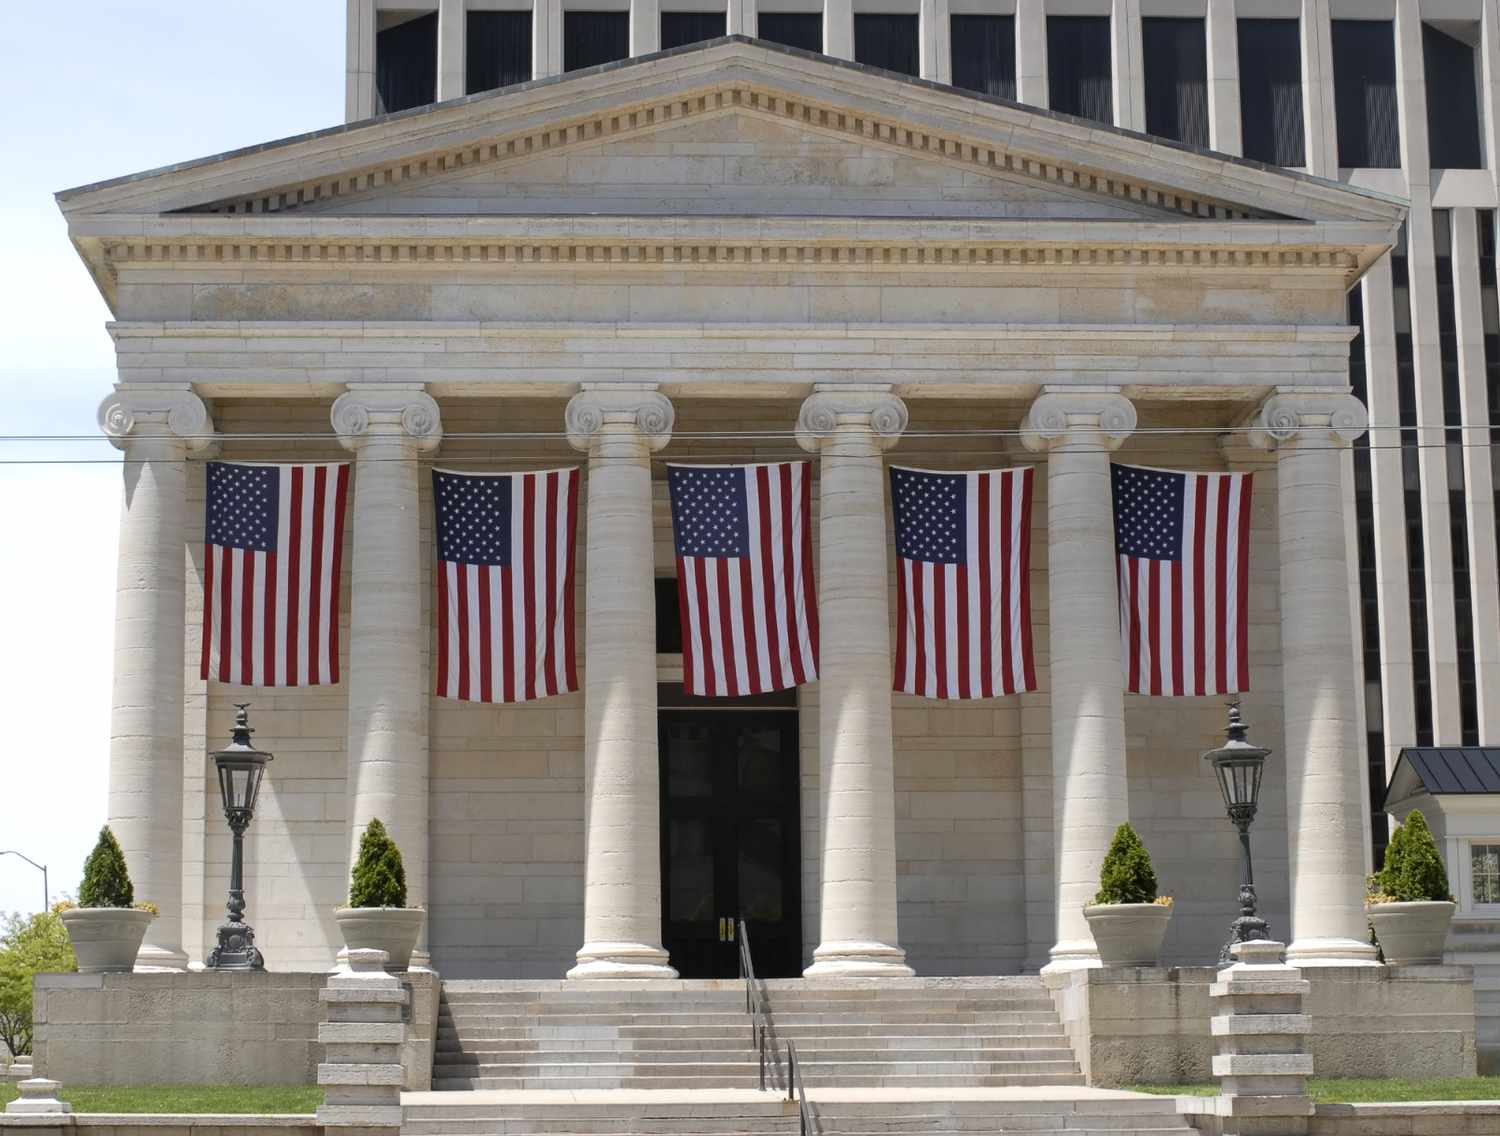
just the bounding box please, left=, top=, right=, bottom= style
left=1331, top=19, right=1400, bottom=168
left=376, top=11, right=438, bottom=114
left=1047, top=16, right=1112, bottom=123
left=1434, top=210, right=1482, bottom=744
left=854, top=14, right=919, bottom=76
left=1142, top=17, right=1208, bottom=147
left=758, top=12, right=822, bottom=52
left=951, top=14, right=1016, bottom=99
left=1482, top=213, right=1500, bottom=650
left=467, top=11, right=534, bottom=94
left=564, top=10, right=629, bottom=71
left=662, top=11, right=726, bottom=49
left=1424, top=23, right=1484, bottom=169
left=1237, top=18, right=1305, bottom=166
left=1393, top=226, right=1436, bottom=745
left=1348, top=285, right=1389, bottom=866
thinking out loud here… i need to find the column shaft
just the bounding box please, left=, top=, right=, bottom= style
left=798, top=390, right=912, bottom=978
left=1016, top=0, right=1048, bottom=107
left=1022, top=391, right=1135, bottom=972
left=1253, top=394, right=1379, bottom=967
left=566, top=389, right=676, bottom=979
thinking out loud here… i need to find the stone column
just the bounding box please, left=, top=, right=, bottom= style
left=1021, top=389, right=1136, bottom=972
left=1250, top=392, right=1379, bottom=967
left=565, top=387, right=677, bottom=979
left=797, top=387, right=913, bottom=978
left=1206, top=0, right=1242, bottom=155
left=332, top=387, right=441, bottom=963
left=437, top=0, right=466, bottom=101
left=99, top=388, right=216, bottom=972
left=1015, top=0, right=1048, bottom=107
left=824, top=0, right=854, bottom=62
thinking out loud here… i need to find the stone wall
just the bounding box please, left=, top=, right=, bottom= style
left=1046, top=964, right=1478, bottom=1087
left=32, top=972, right=438, bottom=1090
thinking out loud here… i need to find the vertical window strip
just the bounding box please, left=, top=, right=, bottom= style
left=1422, top=23, right=1484, bottom=170
left=1237, top=18, right=1305, bottom=167
left=951, top=14, right=1017, bottom=100
left=1434, top=210, right=1481, bottom=744
left=757, top=12, right=822, bottom=53
left=375, top=12, right=439, bottom=115
left=1047, top=15, right=1113, bottom=123
left=1142, top=17, right=1209, bottom=147
left=564, top=11, right=630, bottom=72
left=853, top=13, right=920, bottom=77
left=1349, top=286, right=1389, bottom=864
left=466, top=10, right=534, bottom=94
left=1332, top=19, right=1401, bottom=168
left=1393, top=228, right=1436, bottom=745
left=1480, top=212, right=1500, bottom=739
left=661, top=11, right=726, bottom=51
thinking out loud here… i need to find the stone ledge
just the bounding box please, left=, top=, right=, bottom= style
left=316, top=1064, right=405, bottom=1087
left=316, top=1024, right=404, bottom=1044
left=1212, top=1053, right=1315, bottom=1076
left=1212, top=1014, right=1312, bottom=1036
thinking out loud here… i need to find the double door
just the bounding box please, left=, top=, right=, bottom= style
left=659, top=692, right=802, bottom=978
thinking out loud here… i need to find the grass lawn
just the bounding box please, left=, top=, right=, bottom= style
left=1128, top=1077, right=1500, bottom=1103
left=0, top=1082, right=321, bottom=1113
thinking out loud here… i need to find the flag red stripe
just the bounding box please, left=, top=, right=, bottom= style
left=455, top=562, right=471, bottom=701
left=1214, top=476, right=1231, bottom=696
left=955, top=561, right=970, bottom=699
left=1127, top=557, right=1142, bottom=694
left=521, top=475, right=537, bottom=702
left=543, top=473, right=559, bottom=698
left=500, top=563, right=515, bottom=704
left=695, top=555, right=716, bottom=697
left=1147, top=558, right=1161, bottom=697
left=715, top=557, right=737, bottom=696
left=933, top=565, right=948, bottom=699
left=994, top=472, right=1010, bottom=699
left=781, top=466, right=805, bottom=688
left=1192, top=476, right=1208, bottom=697
left=913, top=563, right=928, bottom=689
left=1236, top=475, right=1254, bottom=690
left=436, top=561, right=450, bottom=696
left=1018, top=467, right=1036, bottom=693
left=1169, top=559, right=1183, bottom=696
left=285, top=468, right=304, bottom=688
left=201, top=543, right=215, bottom=681
left=894, top=558, right=910, bottom=692
left=756, top=465, right=784, bottom=691
left=328, top=465, right=349, bottom=684
left=563, top=469, right=581, bottom=694
left=308, top=466, right=327, bottom=686
left=263, top=550, right=278, bottom=688
left=478, top=564, right=493, bottom=703
left=799, top=467, right=819, bottom=667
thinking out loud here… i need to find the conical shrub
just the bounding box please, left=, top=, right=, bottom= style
left=1377, top=809, right=1452, bottom=902
left=1092, top=822, right=1159, bottom=905
left=78, top=826, right=135, bottom=908
left=348, top=818, right=407, bottom=908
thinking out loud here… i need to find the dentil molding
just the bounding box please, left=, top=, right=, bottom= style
left=795, top=388, right=909, bottom=453
left=331, top=388, right=443, bottom=452
left=1019, top=390, right=1137, bottom=452
left=1247, top=391, right=1368, bottom=450
left=565, top=388, right=675, bottom=452
left=97, top=389, right=216, bottom=454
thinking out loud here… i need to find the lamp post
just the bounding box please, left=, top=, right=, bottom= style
left=206, top=704, right=273, bottom=971
left=0, top=850, right=48, bottom=914
left=1203, top=703, right=1271, bottom=963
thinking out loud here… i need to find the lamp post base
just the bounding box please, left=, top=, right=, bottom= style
left=206, top=919, right=265, bottom=971
left=1218, top=883, right=1270, bottom=965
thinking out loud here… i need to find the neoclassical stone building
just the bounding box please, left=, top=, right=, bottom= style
left=60, top=33, right=1406, bottom=980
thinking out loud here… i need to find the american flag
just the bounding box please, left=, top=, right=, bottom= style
left=667, top=462, right=818, bottom=697
left=891, top=466, right=1036, bottom=699
left=433, top=468, right=580, bottom=703
left=201, top=461, right=351, bottom=686
left=1112, top=464, right=1253, bottom=697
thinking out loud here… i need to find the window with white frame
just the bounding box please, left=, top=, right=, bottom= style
left=1471, top=842, right=1500, bottom=906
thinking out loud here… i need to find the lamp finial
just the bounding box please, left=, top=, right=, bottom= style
left=231, top=704, right=253, bottom=746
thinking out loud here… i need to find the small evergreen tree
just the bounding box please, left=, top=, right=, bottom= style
left=1376, top=809, right=1452, bottom=902
left=1092, top=822, right=1160, bottom=905
left=78, top=826, right=134, bottom=908
left=348, top=819, right=408, bottom=908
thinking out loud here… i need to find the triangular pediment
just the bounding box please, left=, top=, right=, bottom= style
left=58, top=37, right=1404, bottom=229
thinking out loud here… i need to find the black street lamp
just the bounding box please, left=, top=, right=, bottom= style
left=1204, top=703, right=1271, bottom=963
left=206, top=704, right=272, bottom=971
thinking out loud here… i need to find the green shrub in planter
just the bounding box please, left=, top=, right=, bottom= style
left=1374, top=809, right=1452, bottom=903
left=1092, top=822, right=1161, bottom=906
left=348, top=818, right=407, bottom=908
left=78, top=827, right=134, bottom=909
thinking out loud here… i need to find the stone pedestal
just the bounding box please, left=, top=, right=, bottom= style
left=797, top=387, right=913, bottom=978
left=1021, top=389, right=1136, bottom=973
left=333, top=387, right=442, bottom=969
left=565, top=387, right=678, bottom=979
left=1249, top=393, right=1378, bottom=968
left=317, top=948, right=407, bottom=1134
left=4, top=1080, right=70, bottom=1115
left=98, top=388, right=216, bottom=972
left=1208, top=940, right=1314, bottom=1136
left=4, top=1059, right=32, bottom=1082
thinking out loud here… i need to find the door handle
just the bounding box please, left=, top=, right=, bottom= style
left=717, top=917, right=736, bottom=942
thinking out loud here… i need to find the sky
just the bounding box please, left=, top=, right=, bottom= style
left=0, top=4, right=344, bottom=917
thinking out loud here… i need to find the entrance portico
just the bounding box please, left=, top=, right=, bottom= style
left=59, top=38, right=1403, bottom=976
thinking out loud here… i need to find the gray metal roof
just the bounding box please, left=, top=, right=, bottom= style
left=1387, top=748, right=1500, bottom=806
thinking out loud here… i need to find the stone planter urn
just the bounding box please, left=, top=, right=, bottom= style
left=59, top=907, right=153, bottom=974
left=1367, top=899, right=1455, bottom=965
left=1083, top=902, right=1173, bottom=966
left=334, top=908, right=425, bottom=971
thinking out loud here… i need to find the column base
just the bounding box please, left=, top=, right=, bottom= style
left=568, top=942, right=678, bottom=980
left=1039, top=938, right=1102, bottom=975
left=1284, top=936, right=1382, bottom=967
left=803, top=941, right=914, bottom=978
left=133, top=943, right=189, bottom=973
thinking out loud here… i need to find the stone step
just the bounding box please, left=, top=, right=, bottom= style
left=437, top=1022, right=1071, bottom=1040
left=440, top=1010, right=1063, bottom=1027
left=435, top=1042, right=1075, bottom=1060
left=429, top=1076, right=766, bottom=1091
left=435, top=1036, right=757, bottom=1054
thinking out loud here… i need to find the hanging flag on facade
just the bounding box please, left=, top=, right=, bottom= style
left=433, top=468, right=581, bottom=703
left=201, top=460, right=351, bottom=687
left=667, top=462, right=818, bottom=697
left=1112, top=464, right=1254, bottom=697
left=890, top=466, right=1037, bottom=699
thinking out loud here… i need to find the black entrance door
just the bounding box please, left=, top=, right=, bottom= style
left=659, top=686, right=802, bottom=978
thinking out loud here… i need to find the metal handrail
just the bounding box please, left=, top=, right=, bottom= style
left=737, top=917, right=773, bottom=1092
left=786, top=1039, right=813, bottom=1136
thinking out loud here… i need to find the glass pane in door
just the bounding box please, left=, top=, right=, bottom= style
left=738, top=818, right=785, bottom=922
left=669, top=818, right=715, bottom=922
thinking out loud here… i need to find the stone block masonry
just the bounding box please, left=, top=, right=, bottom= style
left=317, top=950, right=406, bottom=1135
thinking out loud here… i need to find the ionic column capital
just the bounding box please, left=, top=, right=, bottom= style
left=795, top=386, right=909, bottom=453
left=331, top=387, right=443, bottom=454
left=1247, top=391, right=1368, bottom=450
left=565, top=386, right=674, bottom=453
left=98, top=388, right=216, bottom=455
left=1019, top=389, right=1136, bottom=453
